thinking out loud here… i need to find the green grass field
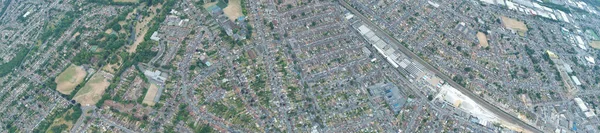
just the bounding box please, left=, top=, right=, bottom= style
left=55, top=65, right=87, bottom=94
left=73, top=71, right=110, bottom=105
left=74, top=74, right=103, bottom=97
left=56, top=65, right=77, bottom=83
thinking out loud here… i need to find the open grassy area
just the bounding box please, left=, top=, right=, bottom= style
left=44, top=105, right=82, bottom=133
left=476, top=32, right=489, bottom=48
left=128, top=5, right=161, bottom=53
left=223, top=0, right=244, bottom=21
left=55, top=64, right=87, bottom=95
left=500, top=16, right=528, bottom=36
left=142, top=83, right=159, bottom=106
left=46, top=109, right=75, bottom=133
left=73, top=71, right=111, bottom=105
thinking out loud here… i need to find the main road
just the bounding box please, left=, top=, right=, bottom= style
left=338, top=1, right=542, bottom=133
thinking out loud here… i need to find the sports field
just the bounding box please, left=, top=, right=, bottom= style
left=500, top=16, right=528, bottom=36
left=55, top=65, right=87, bottom=95
left=476, top=32, right=489, bottom=48
left=142, top=83, right=159, bottom=106
left=223, top=0, right=244, bottom=21
left=73, top=71, right=111, bottom=105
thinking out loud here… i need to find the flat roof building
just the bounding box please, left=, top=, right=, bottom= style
left=368, top=83, right=406, bottom=114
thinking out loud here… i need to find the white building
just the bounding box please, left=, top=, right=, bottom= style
left=144, top=70, right=167, bottom=83
left=574, top=98, right=588, bottom=112
left=571, top=76, right=582, bottom=86
left=150, top=31, right=160, bottom=41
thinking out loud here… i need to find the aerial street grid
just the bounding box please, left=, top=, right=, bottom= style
left=0, top=0, right=600, bottom=132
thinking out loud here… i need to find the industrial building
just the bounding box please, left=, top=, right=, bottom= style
left=574, top=98, right=596, bottom=118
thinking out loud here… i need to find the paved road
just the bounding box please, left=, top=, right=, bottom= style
left=93, top=111, right=136, bottom=133
left=70, top=106, right=97, bottom=133
left=339, top=1, right=542, bottom=133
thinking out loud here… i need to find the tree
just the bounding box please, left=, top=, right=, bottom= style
left=464, top=67, right=472, bottom=72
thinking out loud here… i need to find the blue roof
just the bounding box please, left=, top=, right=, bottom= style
left=237, top=16, right=246, bottom=21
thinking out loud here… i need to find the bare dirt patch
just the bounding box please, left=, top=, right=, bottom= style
left=104, top=29, right=113, bottom=34
left=128, top=4, right=161, bottom=53
left=590, top=41, right=600, bottom=49
left=142, top=83, right=159, bottom=106
left=102, top=63, right=119, bottom=74
left=500, top=16, right=527, bottom=36
left=74, top=71, right=111, bottom=106
left=72, top=32, right=80, bottom=39
left=223, top=0, right=244, bottom=21
left=55, top=65, right=87, bottom=95
left=476, top=32, right=489, bottom=48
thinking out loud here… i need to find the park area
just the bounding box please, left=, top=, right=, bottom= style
left=73, top=71, right=111, bottom=106
left=500, top=16, right=528, bottom=36
left=55, top=65, right=87, bottom=95
left=44, top=105, right=83, bottom=133
left=129, top=5, right=161, bottom=53
left=45, top=109, right=75, bottom=133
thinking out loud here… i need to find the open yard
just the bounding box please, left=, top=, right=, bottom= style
left=102, top=56, right=122, bottom=74
left=74, top=71, right=111, bottom=105
left=476, top=32, right=489, bottom=48
left=128, top=5, right=161, bottom=53
left=590, top=41, right=600, bottom=49
left=46, top=108, right=77, bottom=133
left=142, top=83, right=159, bottom=106
left=55, top=65, right=87, bottom=95
left=500, top=16, right=528, bottom=36
left=223, top=0, right=244, bottom=21
left=102, top=63, right=119, bottom=74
